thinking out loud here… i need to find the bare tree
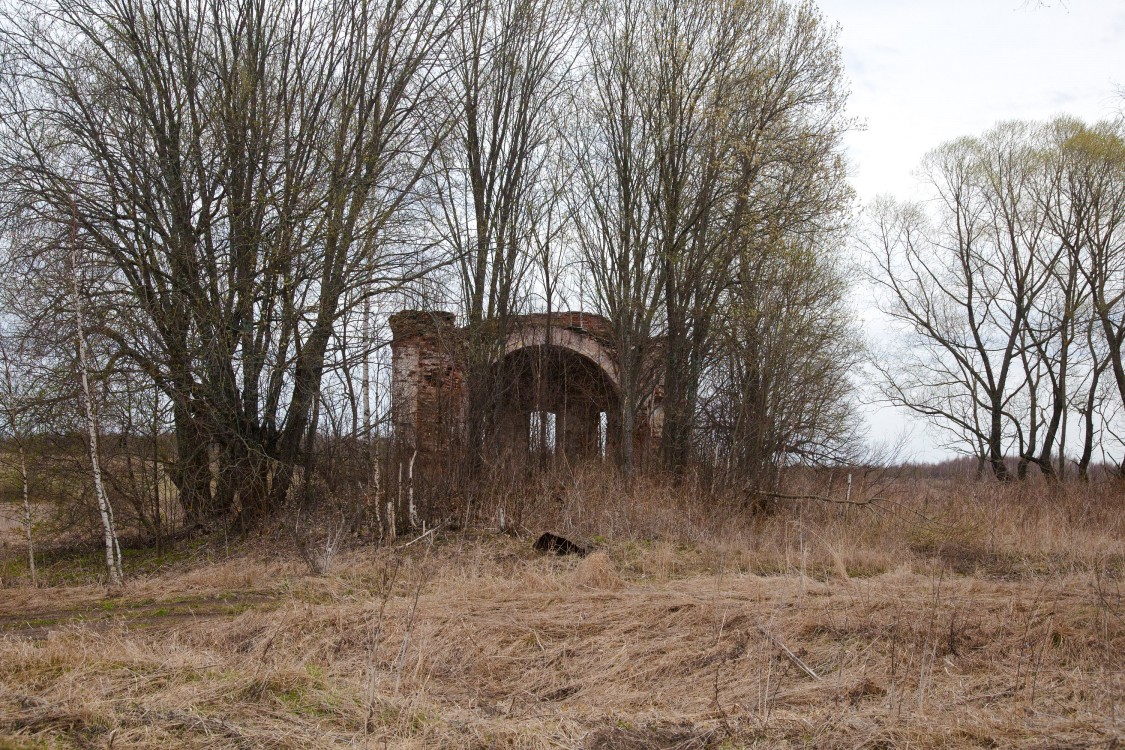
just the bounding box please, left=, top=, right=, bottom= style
left=866, top=127, right=1057, bottom=479
left=703, top=237, right=862, bottom=494
left=650, top=0, right=852, bottom=475
left=428, top=0, right=579, bottom=475
left=1056, top=120, right=1125, bottom=471
left=1021, top=118, right=1099, bottom=479
left=569, top=0, right=663, bottom=473
left=0, top=0, right=458, bottom=527
left=1073, top=316, right=1113, bottom=479
left=570, top=0, right=852, bottom=476
left=868, top=118, right=1125, bottom=479
left=69, top=206, right=122, bottom=584
left=435, top=0, right=577, bottom=326
left=0, top=333, right=42, bottom=585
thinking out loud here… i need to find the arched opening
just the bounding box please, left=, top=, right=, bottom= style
left=490, top=344, right=620, bottom=464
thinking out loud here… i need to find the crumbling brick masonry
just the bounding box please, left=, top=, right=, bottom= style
left=389, top=310, right=663, bottom=464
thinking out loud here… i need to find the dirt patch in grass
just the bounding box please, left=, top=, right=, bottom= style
left=0, top=591, right=279, bottom=640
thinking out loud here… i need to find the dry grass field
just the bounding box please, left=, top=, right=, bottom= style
left=1, top=473, right=1123, bottom=748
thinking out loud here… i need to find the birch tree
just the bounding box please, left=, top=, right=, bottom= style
left=0, top=334, right=41, bottom=585
left=70, top=209, right=122, bottom=585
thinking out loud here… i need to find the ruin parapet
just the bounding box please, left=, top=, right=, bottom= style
left=388, top=310, right=457, bottom=341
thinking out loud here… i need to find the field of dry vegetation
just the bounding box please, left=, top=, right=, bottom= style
left=1, top=471, right=1123, bottom=749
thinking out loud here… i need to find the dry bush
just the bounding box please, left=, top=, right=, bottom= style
left=288, top=505, right=349, bottom=576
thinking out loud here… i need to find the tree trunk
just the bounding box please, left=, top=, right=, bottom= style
left=989, top=400, right=1010, bottom=481
left=1077, top=361, right=1103, bottom=482
left=72, top=219, right=122, bottom=586
left=19, top=444, right=36, bottom=587
left=171, top=403, right=214, bottom=527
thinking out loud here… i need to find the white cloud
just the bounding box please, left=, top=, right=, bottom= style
left=824, top=0, right=1124, bottom=201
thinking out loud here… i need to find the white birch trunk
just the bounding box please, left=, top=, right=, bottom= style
left=407, top=449, right=418, bottom=529
left=72, top=211, right=122, bottom=586
left=20, top=444, right=36, bottom=587
left=362, top=298, right=372, bottom=443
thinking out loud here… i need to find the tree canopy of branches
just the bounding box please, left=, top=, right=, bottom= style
left=0, top=0, right=861, bottom=539
left=0, top=0, right=458, bottom=527
left=570, top=0, right=855, bottom=476
left=866, top=118, right=1125, bottom=479
left=428, top=0, right=579, bottom=472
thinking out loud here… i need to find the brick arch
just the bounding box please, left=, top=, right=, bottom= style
left=490, top=342, right=620, bottom=461
left=502, top=316, right=619, bottom=390
left=389, top=309, right=662, bottom=463
left=492, top=315, right=620, bottom=462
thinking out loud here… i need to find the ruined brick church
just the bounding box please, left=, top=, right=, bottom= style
left=389, top=310, right=663, bottom=464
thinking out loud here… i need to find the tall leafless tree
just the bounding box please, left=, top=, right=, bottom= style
left=868, top=118, right=1125, bottom=478
left=428, top=0, right=579, bottom=473
left=569, top=0, right=662, bottom=473
left=1058, top=120, right=1125, bottom=473
left=0, top=0, right=458, bottom=527
left=572, top=0, right=852, bottom=476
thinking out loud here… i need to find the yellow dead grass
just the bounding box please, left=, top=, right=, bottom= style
left=569, top=551, right=624, bottom=589
left=1, top=539, right=1123, bottom=748
left=1, top=477, right=1124, bottom=748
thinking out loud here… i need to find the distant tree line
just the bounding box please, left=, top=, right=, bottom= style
left=866, top=119, right=1125, bottom=480
left=0, top=0, right=856, bottom=560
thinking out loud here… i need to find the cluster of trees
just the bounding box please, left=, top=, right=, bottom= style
left=867, top=118, right=1125, bottom=480
left=0, top=0, right=859, bottom=569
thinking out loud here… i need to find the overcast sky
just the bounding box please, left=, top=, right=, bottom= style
left=813, top=0, right=1125, bottom=460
